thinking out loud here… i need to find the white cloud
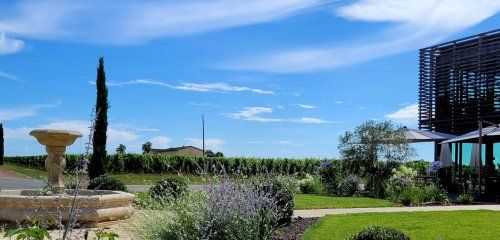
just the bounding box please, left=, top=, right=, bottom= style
left=0, top=33, right=24, bottom=55
left=225, top=107, right=330, bottom=123
left=222, top=0, right=500, bottom=73
left=92, top=79, right=276, bottom=95
left=296, top=104, right=317, bottom=109
left=335, top=101, right=344, bottom=104
left=0, top=0, right=322, bottom=46
left=0, top=70, right=20, bottom=81
left=3, top=127, right=31, bottom=139
left=149, top=136, right=172, bottom=149
left=277, top=140, right=304, bottom=147
left=186, top=138, right=225, bottom=152
left=385, top=104, right=418, bottom=119
left=225, top=107, right=284, bottom=122
left=292, top=117, right=330, bottom=124
left=0, top=102, right=60, bottom=121
left=39, top=120, right=139, bottom=143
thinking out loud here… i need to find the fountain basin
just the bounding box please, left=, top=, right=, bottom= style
left=0, top=189, right=135, bottom=223
left=30, top=129, right=83, bottom=147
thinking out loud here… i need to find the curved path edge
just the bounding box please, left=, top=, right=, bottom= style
left=294, top=205, right=500, bottom=218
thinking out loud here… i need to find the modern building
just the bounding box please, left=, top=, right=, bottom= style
left=417, top=29, right=500, bottom=198
left=150, top=146, right=204, bottom=157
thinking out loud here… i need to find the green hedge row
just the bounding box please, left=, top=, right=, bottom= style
left=5, top=154, right=324, bottom=176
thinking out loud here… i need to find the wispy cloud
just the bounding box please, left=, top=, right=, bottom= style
left=0, top=70, right=20, bottom=81
left=186, top=138, right=225, bottom=151
left=91, top=79, right=276, bottom=95
left=0, top=0, right=323, bottom=51
left=385, top=103, right=418, bottom=126
left=296, top=104, right=317, bottom=109
left=0, top=102, right=60, bottom=121
left=225, top=106, right=330, bottom=123
left=221, top=0, right=500, bottom=73
left=149, top=136, right=172, bottom=149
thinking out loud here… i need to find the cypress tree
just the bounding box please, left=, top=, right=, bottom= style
left=89, top=58, right=108, bottom=179
left=0, top=123, right=4, bottom=165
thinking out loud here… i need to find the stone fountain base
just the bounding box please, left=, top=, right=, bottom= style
left=0, top=189, right=135, bottom=223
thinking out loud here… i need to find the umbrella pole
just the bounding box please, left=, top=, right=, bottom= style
left=478, top=121, right=482, bottom=196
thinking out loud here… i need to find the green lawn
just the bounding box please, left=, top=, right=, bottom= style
left=294, top=194, right=397, bottom=210
left=302, top=210, right=500, bottom=240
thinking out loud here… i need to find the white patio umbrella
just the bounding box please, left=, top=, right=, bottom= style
left=439, top=143, right=453, bottom=167
left=470, top=144, right=481, bottom=168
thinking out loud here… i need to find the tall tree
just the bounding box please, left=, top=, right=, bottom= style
left=89, top=58, right=108, bottom=179
left=116, top=144, right=126, bottom=154
left=0, top=123, right=4, bottom=165
left=142, top=142, right=152, bottom=154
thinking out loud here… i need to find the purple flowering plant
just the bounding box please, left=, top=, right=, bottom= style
left=429, top=161, right=444, bottom=174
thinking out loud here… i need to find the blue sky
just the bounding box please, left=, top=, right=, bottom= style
left=1, top=0, right=499, bottom=160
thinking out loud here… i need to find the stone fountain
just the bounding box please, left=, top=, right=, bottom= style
left=0, top=129, right=135, bottom=223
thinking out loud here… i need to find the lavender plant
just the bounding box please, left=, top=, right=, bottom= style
left=128, top=177, right=282, bottom=240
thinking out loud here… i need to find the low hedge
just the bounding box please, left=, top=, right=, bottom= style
left=4, top=154, right=323, bottom=176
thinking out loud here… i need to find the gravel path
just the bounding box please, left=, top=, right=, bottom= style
left=294, top=204, right=500, bottom=218
left=0, top=168, right=27, bottom=179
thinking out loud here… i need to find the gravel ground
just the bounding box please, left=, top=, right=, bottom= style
left=270, top=217, right=319, bottom=240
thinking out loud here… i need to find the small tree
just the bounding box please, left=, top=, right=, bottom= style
left=116, top=144, right=126, bottom=154
left=90, top=57, right=108, bottom=179
left=0, top=123, right=4, bottom=165
left=142, top=142, right=152, bottom=154
left=338, top=120, right=415, bottom=175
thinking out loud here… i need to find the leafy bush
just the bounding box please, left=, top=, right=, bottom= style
left=253, top=176, right=295, bottom=225
left=128, top=179, right=279, bottom=240
left=107, top=154, right=125, bottom=173
left=348, top=226, right=410, bottom=240
left=458, top=193, right=472, bottom=205
left=404, top=160, right=430, bottom=175
left=385, top=166, right=417, bottom=201
left=297, top=174, right=323, bottom=194
left=423, top=184, right=448, bottom=203
left=88, top=175, right=127, bottom=192
left=148, top=177, right=188, bottom=201
left=318, top=160, right=344, bottom=195
left=338, top=175, right=362, bottom=197
left=366, top=161, right=400, bottom=198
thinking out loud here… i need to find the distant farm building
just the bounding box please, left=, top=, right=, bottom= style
left=150, top=146, right=204, bottom=157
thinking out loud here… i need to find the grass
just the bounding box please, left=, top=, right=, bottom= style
left=302, top=210, right=500, bottom=240
left=1, top=162, right=47, bottom=179
left=294, top=194, right=397, bottom=210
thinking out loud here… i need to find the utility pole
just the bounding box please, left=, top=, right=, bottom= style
left=202, top=114, right=205, bottom=156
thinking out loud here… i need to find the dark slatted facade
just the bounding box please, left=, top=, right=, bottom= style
left=419, top=29, right=500, bottom=135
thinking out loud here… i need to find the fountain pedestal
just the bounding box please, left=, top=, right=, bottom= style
left=29, top=129, right=83, bottom=193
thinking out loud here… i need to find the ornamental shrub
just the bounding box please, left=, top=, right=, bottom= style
left=297, top=174, right=323, bottom=194
left=423, top=184, right=448, bottom=203
left=148, top=177, right=188, bottom=201
left=318, top=160, right=344, bottom=195
left=404, top=160, right=430, bottom=175
left=338, top=175, right=363, bottom=197
left=252, top=176, right=295, bottom=225
left=88, top=175, right=127, bottom=192
left=348, top=226, right=410, bottom=240
left=458, top=193, right=472, bottom=205
left=385, top=166, right=417, bottom=201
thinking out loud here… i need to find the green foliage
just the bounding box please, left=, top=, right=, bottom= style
left=253, top=176, right=295, bottom=225
left=142, top=142, right=152, bottom=154
left=397, top=185, right=448, bottom=206
left=88, top=175, right=127, bottom=192
left=338, top=121, right=415, bottom=175
left=5, top=154, right=323, bottom=176
left=148, top=177, right=188, bottom=201
left=458, top=193, right=472, bottom=205
left=90, top=57, right=108, bottom=179
left=116, top=144, right=126, bottom=154
left=3, top=218, right=53, bottom=240
left=422, top=184, right=448, bottom=203
left=205, top=150, right=224, bottom=157
left=94, top=229, right=119, bottom=240
left=318, top=160, right=344, bottom=195
left=347, top=226, right=410, bottom=240
left=297, top=175, right=323, bottom=194
left=404, top=160, right=430, bottom=175
left=0, top=123, right=3, bottom=165
left=338, top=175, right=362, bottom=197
left=385, top=166, right=417, bottom=201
